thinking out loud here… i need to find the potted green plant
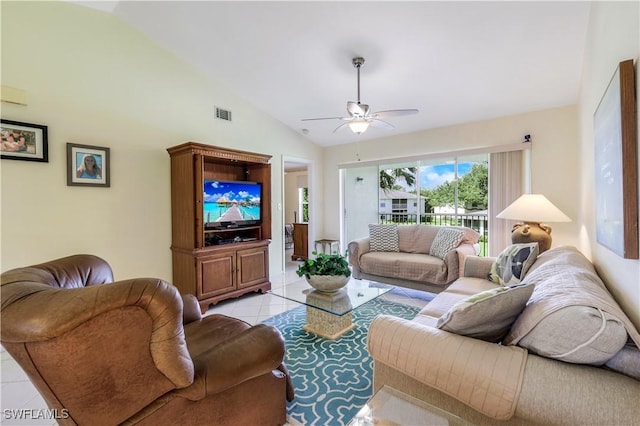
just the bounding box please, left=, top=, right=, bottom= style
left=296, top=251, right=352, bottom=293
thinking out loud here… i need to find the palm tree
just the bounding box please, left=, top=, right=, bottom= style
left=379, top=167, right=417, bottom=192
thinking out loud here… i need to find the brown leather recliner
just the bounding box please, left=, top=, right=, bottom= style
left=0, top=254, right=294, bottom=426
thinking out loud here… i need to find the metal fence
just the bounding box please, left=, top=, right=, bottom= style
left=379, top=213, right=488, bottom=256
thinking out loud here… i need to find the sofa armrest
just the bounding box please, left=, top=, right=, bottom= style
left=440, top=243, right=477, bottom=283
left=182, top=294, right=203, bottom=324
left=462, top=255, right=495, bottom=279
left=348, top=237, right=370, bottom=278
left=193, top=324, right=286, bottom=395
left=453, top=244, right=479, bottom=278
left=368, top=315, right=527, bottom=421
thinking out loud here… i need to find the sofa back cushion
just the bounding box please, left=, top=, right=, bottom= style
left=504, top=246, right=636, bottom=365
left=396, top=225, right=480, bottom=255
left=397, top=225, right=439, bottom=254
left=515, top=306, right=628, bottom=365
left=451, top=226, right=481, bottom=246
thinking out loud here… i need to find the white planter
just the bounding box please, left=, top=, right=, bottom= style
left=305, top=275, right=349, bottom=293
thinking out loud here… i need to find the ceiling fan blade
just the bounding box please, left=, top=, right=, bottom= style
left=369, top=119, right=395, bottom=130
left=333, top=122, right=351, bottom=133
left=301, top=116, right=348, bottom=121
left=371, top=109, right=419, bottom=118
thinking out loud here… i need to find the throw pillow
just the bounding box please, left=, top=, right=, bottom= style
left=436, top=282, right=535, bottom=342
left=488, top=243, right=539, bottom=285
left=429, top=228, right=465, bottom=259
left=368, top=224, right=399, bottom=252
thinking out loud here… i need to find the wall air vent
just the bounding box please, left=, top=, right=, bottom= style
left=215, top=107, right=232, bottom=122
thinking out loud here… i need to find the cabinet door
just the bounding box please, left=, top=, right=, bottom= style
left=198, top=251, right=236, bottom=298
left=237, top=246, right=268, bottom=289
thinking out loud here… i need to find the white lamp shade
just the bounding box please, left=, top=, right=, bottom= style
left=496, top=194, right=571, bottom=223
left=348, top=120, right=370, bottom=134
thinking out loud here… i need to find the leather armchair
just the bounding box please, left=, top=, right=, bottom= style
left=0, top=254, right=293, bottom=426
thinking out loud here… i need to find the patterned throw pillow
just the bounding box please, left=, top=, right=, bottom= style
left=489, top=243, right=539, bottom=285
left=429, top=228, right=465, bottom=259
left=436, top=283, right=535, bottom=342
left=368, top=224, right=399, bottom=252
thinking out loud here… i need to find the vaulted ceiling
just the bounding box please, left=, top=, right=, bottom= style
left=76, top=1, right=591, bottom=147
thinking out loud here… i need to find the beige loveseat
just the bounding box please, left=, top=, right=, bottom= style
left=348, top=224, right=480, bottom=293
left=368, top=245, right=640, bottom=425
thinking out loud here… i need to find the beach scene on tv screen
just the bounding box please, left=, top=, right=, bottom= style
left=204, top=180, right=261, bottom=224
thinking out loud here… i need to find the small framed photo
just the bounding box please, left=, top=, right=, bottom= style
left=1, top=119, right=48, bottom=162
left=67, top=143, right=110, bottom=187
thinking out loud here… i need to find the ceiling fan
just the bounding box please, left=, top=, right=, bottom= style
left=302, top=57, right=418, bottom=135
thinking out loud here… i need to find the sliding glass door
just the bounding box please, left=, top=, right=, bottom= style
left=343, top=154, right=489, bottom=255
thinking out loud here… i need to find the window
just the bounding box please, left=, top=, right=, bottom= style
left=378, top=156, right=488, bottom=254
left=342, top=144, right=527, bottom=258
left=391, top=199, right=407, bottom=213
left=298, top=187, right=309, bottom=222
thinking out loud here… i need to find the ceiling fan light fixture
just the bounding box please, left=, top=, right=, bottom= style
left=301, top=57, right=418, bottom=135
left=348, top=120, right=370, bottom=134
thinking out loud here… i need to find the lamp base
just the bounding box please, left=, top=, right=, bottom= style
left=511, top=222, right=553, bottom=253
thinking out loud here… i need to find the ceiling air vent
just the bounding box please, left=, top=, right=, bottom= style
left=215, top=107, right=232, bottom=122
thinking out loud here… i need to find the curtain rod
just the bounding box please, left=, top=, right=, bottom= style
left=338, top=141, right=531, bottom=169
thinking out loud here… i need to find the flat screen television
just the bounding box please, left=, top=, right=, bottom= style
left=203, top=180, right=262, bottom=228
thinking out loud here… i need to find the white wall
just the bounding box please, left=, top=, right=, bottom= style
left=284, top=170, right=307, bottom=223
left=325, top=105, right=580, bottom=249
left=578, top=1, right=640, bottom=328
left=0, top=1, right=322, bottom=279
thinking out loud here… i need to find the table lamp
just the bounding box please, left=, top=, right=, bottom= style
left=496, top=194, right=571, bottom=253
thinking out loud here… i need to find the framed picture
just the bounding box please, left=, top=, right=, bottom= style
left=0, top=119, right=48, bottom=162
left=67, top=143, right=110, bottom=187
left=594, top=59, right=638, bottom=259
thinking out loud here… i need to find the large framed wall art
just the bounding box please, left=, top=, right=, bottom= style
left=594, top=59, right=638, bottom=259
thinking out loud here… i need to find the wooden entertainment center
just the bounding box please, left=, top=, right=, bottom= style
left=167, top=142, right=272, bottom=313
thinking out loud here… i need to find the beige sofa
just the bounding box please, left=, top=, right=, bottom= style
left=348, top=224, right=480, bottom=293
left=368, top=246, right=640, bottom=425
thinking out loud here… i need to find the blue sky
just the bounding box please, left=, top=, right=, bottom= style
left=419, top=162, right=474, bottom=189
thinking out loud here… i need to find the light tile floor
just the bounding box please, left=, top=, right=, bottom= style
left=0, top=253, right=429, bottom=425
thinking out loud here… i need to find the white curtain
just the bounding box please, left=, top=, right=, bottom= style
left=489, top=151, right=524, bottom=256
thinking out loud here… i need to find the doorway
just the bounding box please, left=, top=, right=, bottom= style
left=282, top=157, right=311, bottom=273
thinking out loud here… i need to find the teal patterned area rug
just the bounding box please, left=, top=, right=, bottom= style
left=262, top=297, right=421, bottom=426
